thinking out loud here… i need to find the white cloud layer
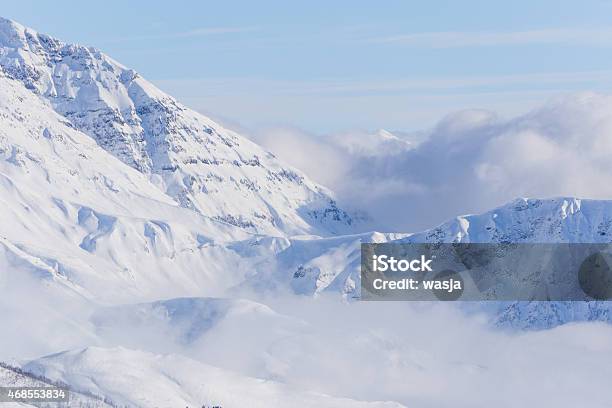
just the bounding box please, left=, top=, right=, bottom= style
left=251, top=92, right=612, bottom=232
left=19, top=293, right=610, bottom=407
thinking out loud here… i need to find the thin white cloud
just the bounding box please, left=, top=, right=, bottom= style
left=103, top=26, right=259, bottom=43
left=169, top=26, right=260, bottom=38
left=371, top=28, right=612, bottom=47
left=155, top=70, right=612, bottom=96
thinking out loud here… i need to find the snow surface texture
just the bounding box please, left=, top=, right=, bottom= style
left=0, top=17, right=610, bottom=408
left=24, top=347, right=403, bottom=408
left=0, top=362, right=114, bottom=407
left=0, top=17, right=357, bottom=237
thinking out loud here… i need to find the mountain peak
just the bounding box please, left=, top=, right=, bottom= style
left=0, top=17, right=29, bottom=47
left=0, top=17, right=358, bottom=236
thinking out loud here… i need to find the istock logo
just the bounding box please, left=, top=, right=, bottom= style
left=372, top=254, right=433, bottom=272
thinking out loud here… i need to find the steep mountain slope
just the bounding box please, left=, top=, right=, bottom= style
left=0, top=17, right=355, bottom=236
left=0, top=68, right=260, bottom=309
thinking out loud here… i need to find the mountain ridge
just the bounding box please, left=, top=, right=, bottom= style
left=0, top=16, right=358, bottom=237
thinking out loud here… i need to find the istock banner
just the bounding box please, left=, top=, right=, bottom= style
left=361, top=243, right=612, bottom=301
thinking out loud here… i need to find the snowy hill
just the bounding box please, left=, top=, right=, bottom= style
left=0, top=362, right=115, bottom=407
left=23, top=347, right=405, bottom=408
left=0, top=17, right=356, bottom=237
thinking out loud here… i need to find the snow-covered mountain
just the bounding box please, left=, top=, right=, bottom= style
left=328, top=129, right=413, bottom=156
left=0, top=17, right=399, bottom=407
left=238, top=197, right=612, bottom=328
left=401, top=197, right=612, bottom=329
left=0, top=16, right=611, bottom=408
left=0, top=66, right=262, bottom=307
left=234, top=231, right=408, bottom=299
left=0, top=17, right=356, bottom=237
left=404, top=197, right=612, bottom=244
left=244, top=198, right=612, bottom=299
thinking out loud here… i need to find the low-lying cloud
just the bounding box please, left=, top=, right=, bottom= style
left=250, top=92, right=612, bottom=232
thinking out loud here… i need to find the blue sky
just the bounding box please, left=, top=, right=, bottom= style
left=4, top=0, right=612, bottom=132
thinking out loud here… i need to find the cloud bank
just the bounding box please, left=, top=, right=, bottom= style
left=250, top=92, right=612, bottom=232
